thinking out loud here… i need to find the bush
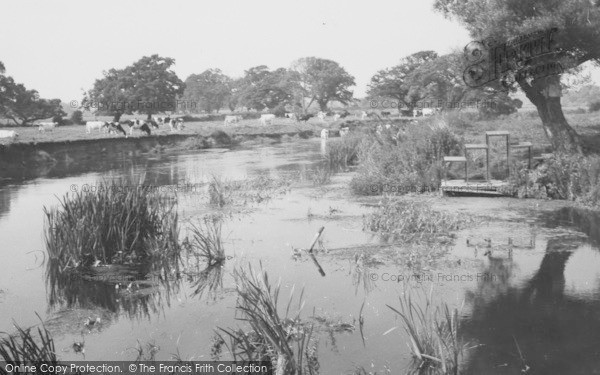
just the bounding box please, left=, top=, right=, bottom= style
left=588, top=101, right=600, bottom=113
left=478, top=95, right=523, bottom=119
left=325, top=134, right=363, bottom=169
left=506, top=153, right=600, bottom=207
left=70, top=110, right=84, bottom=125
left=350, top=123, right=463, bottom=195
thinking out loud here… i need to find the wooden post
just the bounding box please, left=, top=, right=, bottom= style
left=308, top=226, right=325, bottom=253
left=485, top=134, right=490, bottom=182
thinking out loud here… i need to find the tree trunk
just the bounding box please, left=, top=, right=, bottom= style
left=317, top=99, right=328, bottom=112
left=518, top=76, right=583, bottom=153
left=535, top=97, right=582, bottom=153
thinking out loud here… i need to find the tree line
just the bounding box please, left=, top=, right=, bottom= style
left=0, top=0, right=598, bottom=152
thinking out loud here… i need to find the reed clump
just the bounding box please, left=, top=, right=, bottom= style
left=43, top=181, right=181, bottom=271
left=214, top=266, right=318, bottom=375
left=387, top=289, right=468, bottom=375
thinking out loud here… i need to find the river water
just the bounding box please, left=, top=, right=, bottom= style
left=1, top=139, right=599, bottom=374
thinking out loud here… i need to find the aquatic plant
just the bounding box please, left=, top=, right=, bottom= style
left=0, top=319, right=57, bottom=364
left=309, top=165, right=332, bottom=186
left=215, top=265, right=318, bottom=375
left=43, top=180, right=181, bottom=271
left=208, top=174, right=292, bottom=207
left=350, top=125, right=462, bottom=196
left=363, top=197, right=464, bottom=243
left=185, top=217, right=226, bottom=267
left=325, top=134, right=363, bottom=169
left=387, top=289, right=467, bottom=375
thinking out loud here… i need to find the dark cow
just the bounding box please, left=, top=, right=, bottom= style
left=339, top=110, right=351, bottom=118
left=381, top=111, right=391, bottom=117
left=297, top=114, right=315, bottom=122
left=108, top=122, right=127, bottom=136
left=121, top=119, right=152, bottom=136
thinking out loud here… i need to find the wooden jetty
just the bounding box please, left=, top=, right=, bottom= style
left=442, top=130, right=549, bottom=196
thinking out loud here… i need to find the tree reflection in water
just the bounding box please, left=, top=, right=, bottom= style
left=462, top=208, right=600, bottom=374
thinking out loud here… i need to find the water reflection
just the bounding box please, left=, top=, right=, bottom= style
left=46, top=258, right=182, bottom=321
left=462, top=208, right=600, bottom=373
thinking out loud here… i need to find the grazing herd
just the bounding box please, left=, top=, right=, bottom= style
left=0, top=108, right=441, bottom=143
left=83, top=117, right=185, bottom=137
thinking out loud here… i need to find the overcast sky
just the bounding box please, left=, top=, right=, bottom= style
left=1, top=0, right=598, bottom=103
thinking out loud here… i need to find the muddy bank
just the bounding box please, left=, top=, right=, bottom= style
left=0, top=130, right=314, bottom=184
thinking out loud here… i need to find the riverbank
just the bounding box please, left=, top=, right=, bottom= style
left=0, top=123, right=318, bottom=185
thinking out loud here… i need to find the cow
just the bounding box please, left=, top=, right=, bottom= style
left=0, top=130, right=18, bottom=139
left=317, top=111, right=327, bottom=121
left=333, top=113, right=341, bottom=121
left=285, top=113, right=296, bottom=120
left=122, top=119, right=151, bottom=136
left=38, top=122, right=57, bottom=132
left=108, top=122, right=127, bottom=136
left=176, top=118, right=185, bottom=130
left=297, top=114, right=315, bottom=122
left=86, top=121, right=109, bottom=133
left=381, top=111, right=391, bottom=117
left=339, top=127, right=350, bottom=137
left=422, top=108, right=436, bottom=116
left=224, top=115, right=243, bottom=126
left=259, top=114, right=276, bottom=126
left=413, top=109, right=423, bottom=117
left=320, top=129, right=329, bottom=139
left=359, top=111, right=368, bottom=120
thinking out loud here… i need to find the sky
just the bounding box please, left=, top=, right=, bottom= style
left=1, top=0, right=598, bottom=104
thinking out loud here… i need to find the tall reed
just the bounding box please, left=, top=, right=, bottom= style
left=387, top=289, right=466, bottom=374
left=43, top=180, right=181, bottom=271
left=0, top=318, right=57, bottom=364
left=216, top=265, right=318, bottom=375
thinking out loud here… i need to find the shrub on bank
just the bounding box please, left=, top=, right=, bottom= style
left=350, top=122, right=463, bottom=195
left=504, top=153, right=600, bottom=207
left=325, top=133, right=363, bottom=169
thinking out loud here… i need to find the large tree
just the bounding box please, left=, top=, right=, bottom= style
left=412, top=51, right=524, bottom=117
left=368, top=51, right=439, bottom=112
left=0, top=61, right=65, bottom=125
left=83, top=54, right=185, bottom=120
left=434, top=0, right=600, bottom=152
left=237, top=66, right=298, bottom=111
left=182, top=69, right=231, bottom=113
left=290, top=57, right=355, bottom=112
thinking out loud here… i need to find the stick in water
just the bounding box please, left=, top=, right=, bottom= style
left=308, top=226, right=325, bottom=253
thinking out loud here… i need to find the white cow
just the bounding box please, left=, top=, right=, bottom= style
left=360, top=111, right=368, bottom=120
left=0, top=130, right=18, bottom=139
left=333, top=113, right=341, bottom=121
left=339, top=127, right=349, bottom=137
left=260, top=114, right=276, bottom=126
left=224, top=115, right=243, bottom=126
left=320, top=129, right=329, bottom=139
left=317, top=111, right=327, bottom=121
left=86, top=121, right=108, bottom=133
left=422, top=108, right=435, bottom=116
left=38, top=122, right=58, bottom=132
